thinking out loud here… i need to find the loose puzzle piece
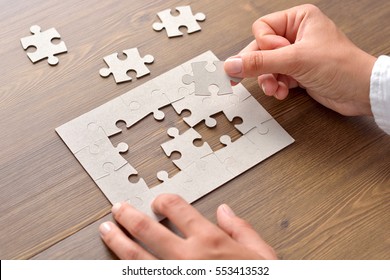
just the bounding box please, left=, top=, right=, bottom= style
left=20, top=25, right=67, bottom=65
left=153, top=5, right=206, bottom=37
left=99, top=48, right=154, bottom=83
left=161, top=127, right=213, bottom=170
left=74, top=139, right=128, bottom=180
left=182, top=61, right=233, bottom=96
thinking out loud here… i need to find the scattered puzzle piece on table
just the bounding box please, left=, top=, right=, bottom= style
left=153, top=5, right=206, bottom=37
left=99, top=48, right=154, bottom=83
left=20, top=25, right=67, bottom=65
left=182, top=61, right=233, bottom=96
left=161, top=127, right=213, bottom=170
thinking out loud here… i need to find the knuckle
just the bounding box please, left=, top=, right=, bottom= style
left=245, top=52, right=264, bottom=75
left=123, top=248, right=140, bottom=260
left=251, top=18, right=262, bottom=34
left=130, top=215, right=150, bottom=236
left=303, top=3, right=320, bottom=13
left=154, top=193, right=183, bottom=213
left=202, top=227, right=227, bottom=246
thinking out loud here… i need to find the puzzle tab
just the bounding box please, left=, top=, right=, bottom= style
left=20, top=25, right=67, bottom=65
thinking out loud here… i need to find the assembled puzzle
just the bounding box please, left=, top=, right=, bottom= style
left=56, top=51, right=294, bottom=220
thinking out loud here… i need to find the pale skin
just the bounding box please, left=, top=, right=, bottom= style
left=99, top=4, right=377, bottom=259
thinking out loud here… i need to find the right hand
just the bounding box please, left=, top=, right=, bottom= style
left=224, top=4, right=377, bottom=116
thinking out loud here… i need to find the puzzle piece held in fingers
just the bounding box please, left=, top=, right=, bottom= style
left=99, top=48, right=154, bottom=84
left=20, top=25, right=67, bottom=65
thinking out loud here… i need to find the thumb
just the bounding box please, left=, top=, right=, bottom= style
left=224, top=47, right=297, bottom=78
left=217, top=204, right=277, bottom=259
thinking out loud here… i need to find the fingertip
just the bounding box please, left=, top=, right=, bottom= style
left=261, top=83, right=267, bottom=95
left=111, top=202, right=122, bottom=215
left=220, top=204, right=236, bottom=218
left=224, top=57, right=243, bottom=77
left=274, top=82, right=289, bottom=100
left=99, top=222, right=113, bottom=237
left=258, top=75, right=278, bottom=96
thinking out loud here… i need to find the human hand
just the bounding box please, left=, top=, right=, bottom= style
left=224, top=4, right=377, bottom=116
left=99, top=194, right=277, bottom=259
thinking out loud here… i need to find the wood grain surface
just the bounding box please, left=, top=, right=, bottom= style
left=1, top=0, right=389, bottom=260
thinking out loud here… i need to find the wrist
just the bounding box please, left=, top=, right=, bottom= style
left=352, top=50, right=377, bottom=116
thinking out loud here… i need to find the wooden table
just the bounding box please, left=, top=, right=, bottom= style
left=1, top=0, right=389, bottom=260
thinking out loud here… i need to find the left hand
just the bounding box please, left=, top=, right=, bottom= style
left=99, top=194, right=277, bottom=259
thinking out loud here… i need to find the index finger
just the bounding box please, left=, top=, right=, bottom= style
left=252, top=6, right=303, bottom=43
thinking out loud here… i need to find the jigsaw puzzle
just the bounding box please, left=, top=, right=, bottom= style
left=153, top=5, right=206, bottom=37
left=56, top=51, right=294, bottom=220
left=182, top=61, right=234, bottom=96
left=99, top=48, right=154, bottom=83
left=20, top=25, right=67, bottom=65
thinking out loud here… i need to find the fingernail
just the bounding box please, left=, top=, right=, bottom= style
left=225, top=57, right=243, bottom=74
left=221, top=204, right=236, bottom=217
left=111, top=202, right=122, bottom=214
left=99, top=222, right=112, bottom=236
left=261, top=83, right=267, bottom=94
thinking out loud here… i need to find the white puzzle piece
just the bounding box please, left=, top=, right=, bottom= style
left=95, top=163, right=149, bottom=204
left=153, top=170, right=199, bottom=203
left=99, top=48, right=154, bottom=83
left=55, top=121, right=108, bottom=154
left=223, top=95, right=273, bottom=134
left=153, top=5, right=206, bottom=38
left=182, top=61, right=233, bottom=96
left=161, top=127, right=213, bottom=170
left=74, top=140, right=128, bottom=180
left=171, top=82, right=251, bottom=128
left=121, top=85, right=170, bottom=126
left=56, top=50, right=294, bottom=220
left=20, top=25, right=67, bottom=65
